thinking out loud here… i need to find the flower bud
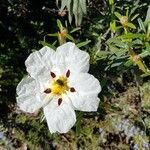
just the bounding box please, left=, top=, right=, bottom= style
left=120, top=16, right=128, bottom=26
left=58, top=28, right=68, bottom=44
left=132, top=54, right=140, bottom=62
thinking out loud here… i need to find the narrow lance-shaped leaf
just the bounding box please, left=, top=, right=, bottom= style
left=70, top=27, right=81, bottom=33
left=60, top=0, right=68, bottom=11
left=76, top=112, right=83, bottom=135
left=109, top=0, right=114, bottom=5
left=126, top=8, right=129, bottom=17
left=145, top=6, right=150, bottom=25
left=67, top=0, right=73, bottom=24
left=139, top=50, right=150, bottom=58
left=57, top=19, right=63, bottom=31
left=56, top=0, right=59, bottom=6
left=47, top=33, right=58, bottom=37
left=39, top=41, right=56, bottom=50
left=73, top=0, right=79, bottom=26
left=66, top=34, right=75, bottom=42
left=146, top=42, right=150, bottom=52
left=124, top=59, right=133, bottom=67
left=77, top=3, right=83, bottom=26
left=138, top=18, right=146, bottom=33
left=129, top=2, right=139, bottom=17
left=79, top=0, right=87, bottom=14
left=114, top=12, right=122, bottom=19
left=118, top=33, right=146, bottom=39
left=77, top=40, right=91, bottom=48
left=131, top=14, right=139, bottom=21
left=110, top=21, right=116, bottom=32
left=126, top=22, right=136, bottom=29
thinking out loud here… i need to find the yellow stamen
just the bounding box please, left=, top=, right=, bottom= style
left=51, top=76, right=69, bottom=95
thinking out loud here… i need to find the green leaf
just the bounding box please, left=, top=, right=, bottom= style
left=131, top=14, right=139, bottom=21
left=118, top=33, right=146, bottom=39
left=146, top=42, right=150, bottom=52
left=116, top=26, right=123, bottom=30
left=140, top=50, right=150, bottom=58
left=66, top=34, right=75, bottom=42
left=124, top=59, right=133, bottom=67
left=70, top=27, right=81, bottom=33
left=110, top=21, right=116, bottom=32
left=52, top=40, right=57, bottom=46
left=60, top=0, right=68, bottom=11
left=114, top=12, right=122, bottom=19
left=109, top=45, right=120, bottom=52
left=138, top=18, right=146, bottom=33
left=57, top=19, right=63, bottom=31
left=126, top=8, right=129, bottom=17
left=79, top=0, right=87, bottom=14
left=132, top=39, right=143, bottom=45
left=67, top=0, right=73, bottom=24
left=110, top=62, right=123, bottom=68
left=76, top=112, right=83, bottom=135
left=39, top=41, right=56, bottom=50
left=76, top=1, right=83, bottom=26
left=141, top=72, right=150, bottom=77
left=96, top=51, right=111, bottom=59
left=126, top=22, right=136, bottom=29
left=107, top=38, right=127, bottom=48
left=56, top=0, right=59, bottom=6
left=73, top=0, right=79, bottom=25
left=129, top=4, right=139, bottom=17
left=47, top=33, right=58, bottom=37
left=109, top=45, right=127, bottom=57
left=109, top=0, right=114, bottom=5
left=76, top=40, right=91, bottom=48
left=145, top=6, right=150, bottom=25
left=59, top=0, right=86, bottom=26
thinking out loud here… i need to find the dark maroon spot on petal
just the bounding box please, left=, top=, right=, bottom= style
left=70, top=87, right=76, bottom=92
left=44, top=88, right=51, bottom=94
left=58, top=98, right=62, bottom=106
left=51, top=72, right=56, bottom=78
left=66, top=70, right=70, bottom=78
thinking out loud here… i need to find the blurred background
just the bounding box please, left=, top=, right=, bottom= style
left=0, top=0, right=150, bottom=149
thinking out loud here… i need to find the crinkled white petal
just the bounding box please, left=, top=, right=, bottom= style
left=56, top=42, right=90, bottom=73
left=37, top=72, right=52, bottom=93
left=16, top=76, right=46, bottom=113
left=43, top=98, right=76, bottom=133
left=68, top=73, right=101, bottom=111
left=25, top=46, right=55, bottom=78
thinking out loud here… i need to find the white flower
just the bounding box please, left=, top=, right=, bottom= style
left=16, top=42, right=101, bottom=133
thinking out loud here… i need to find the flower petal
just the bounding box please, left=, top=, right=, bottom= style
left=16, top=76, right=45, bottom=113
left=25, top=46, right=55, bottom=78
left=43, top=98, right=76, bottom=133
left=56, top=42, right=90, bottom=73
left=68, top=73, right=101, bottom=111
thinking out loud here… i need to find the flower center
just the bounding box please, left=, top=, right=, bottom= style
left=51, top=76, right=69, bottom=95
left=44, top=70, right=76, bottom=106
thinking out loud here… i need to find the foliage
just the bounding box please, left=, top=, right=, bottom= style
left=56, top=0, right=87, bottom=26
left=0, top=0, right=150, bottom=149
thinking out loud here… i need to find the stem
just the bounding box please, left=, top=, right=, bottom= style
left=128, top=46, right=149, bottom=73
left=126, top=29, right=150, bottom=74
